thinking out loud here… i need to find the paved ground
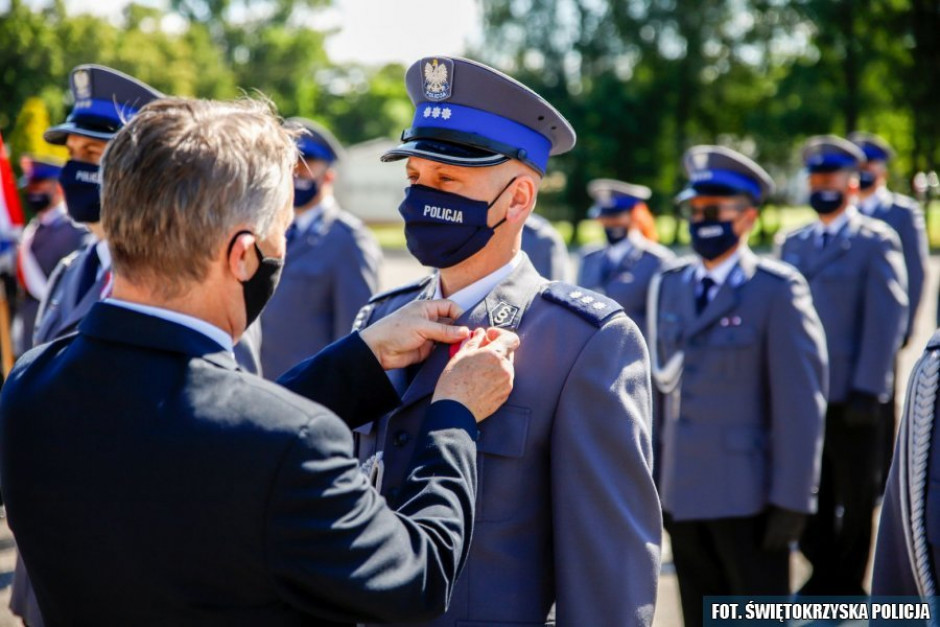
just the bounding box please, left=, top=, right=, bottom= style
left=0, top=249, right=934, bottom=626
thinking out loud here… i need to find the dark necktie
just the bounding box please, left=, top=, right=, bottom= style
left=821, top=231, right=831, bottom=249
left=696, top=276, right=715, bottom=315
left=285, top=222, right=298, bottom=244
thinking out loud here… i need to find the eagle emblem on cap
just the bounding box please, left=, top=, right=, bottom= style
left=73, top=69, right=92, bottom=99
left=423, top=58, right=453, bottom=101
left=692, top=151, right=709, bottom=170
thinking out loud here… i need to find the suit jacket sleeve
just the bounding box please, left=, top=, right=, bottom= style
left=266, top=399, right=478, bottom=623
left=766, top=273, right=828, bottom=513
left=332, top=228, right=381, bottom=341
left=897, top=204, right=927, bottom=337
left=550, top=315, right=662, bottom=627
left=853, top=233, right=908, bottom=399
left=277, top=332, right=399, bottom=429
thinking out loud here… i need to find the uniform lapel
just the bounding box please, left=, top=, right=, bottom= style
left=395, top=259, right=540, bottom=412
left=803, top=212, right=856, bottom=278
left=286, top=206, right=332, bottom=262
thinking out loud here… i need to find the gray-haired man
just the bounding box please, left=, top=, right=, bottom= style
left=0, top=97, right=519, bottom=625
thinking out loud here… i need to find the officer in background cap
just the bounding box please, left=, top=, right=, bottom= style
left=521, top=211, right=569, bottom=280
left=577, top=179, right=674, bottom=338
left=650, top=145, right=826, bottom=624
left=12, top=156, right=88, bottom=356
left=779, top=134, right=908, bottom=596
left=259, top=118, right=381, bottom=379
left=281, top=55, right=661, bottom=626
left=850, top=131, right=928, bottom=495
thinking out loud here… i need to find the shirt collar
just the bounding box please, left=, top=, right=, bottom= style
left=96, top=239, right=112, bottom=271
left=815, top=204, right=856, bottom=237
left=293, top=195, right=334, bottom=235
left=433, top=252, right=523, bottom=313
left=695, top=247, right=742, bottom=286
left=606, top=229, right=641, bottom=265
left=39, top=203, right=68, bottom=226
left=105, top=298, right=234, bottom=354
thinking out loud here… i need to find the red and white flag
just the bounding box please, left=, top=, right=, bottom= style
left=0, top=131, right=24, bottom=235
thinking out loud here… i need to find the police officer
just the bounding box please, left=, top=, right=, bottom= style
left=650, top=145, right=827, bottom=624
left=850, top=131, right=928, bottom=493
left=578, top=179, right=674, bottom=336
left=779, top=134, right=908, bottom=596
left=521, top=211, right=569, bottom=280
left=282, top=56, right=661, bottom=626
left=260, top=118, right=381, bottom=379
left=13, top=156, right=88, bottom=355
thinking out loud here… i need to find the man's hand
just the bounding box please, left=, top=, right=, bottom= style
left=762, top=505, right=807, bottom=551
left=359, top=299, right=470, bottom=370
left=433, top=328, right=519, bottom=423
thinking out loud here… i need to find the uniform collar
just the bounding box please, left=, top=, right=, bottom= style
left=815, top=204, right=857, bottom=237
left=695, top=247, right=742, bottom=287
left=95, top=239, right=112, bottom=271
left=859, top=186, right=891, bottom=214
left=293, top=195, right=334, bottom=235
left=105, top=298, right=234, bottom=354
left=38, top=203, right=68, bottom=226
left=606, top=228, right=642, bottom=266
left=433, top=252, right=523, bottom=313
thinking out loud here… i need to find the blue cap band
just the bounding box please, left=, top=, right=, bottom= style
left=69, top=98, right=140, bottom=126
left=859, top=144, right=890, bottom=162
left=30, top=164, right=62, bottom=181
left=297, top=136, right=335, bottom=162
left=806, top=153, right=858, bottom=172
left=409, top=102, right=552, bottom=172
left=689, top=168, right=762, bottom=200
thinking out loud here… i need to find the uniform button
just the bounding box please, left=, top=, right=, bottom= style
left=393, top=430, right=411, bottom=447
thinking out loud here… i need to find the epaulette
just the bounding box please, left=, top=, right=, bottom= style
left=540, top=282, right=623, bottom=327
left=643, top=240, right=677, bottom=261
left=332, top=210, right=365, bottom=233
left=756, top=256, right=798, bottom=280
left=891, top=193, right=920, bottom=210
left=367, top=275, right=434, bottom=305
left=578, top=243, right=606, bottom=258
left=858, top=215, right=894, bottom=239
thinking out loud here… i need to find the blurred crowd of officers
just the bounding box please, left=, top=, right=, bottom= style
left=0, top=56, right=939, bottom=627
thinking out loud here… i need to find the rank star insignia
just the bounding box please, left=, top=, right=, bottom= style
left=489, top=301, right=520, bottom=329
left=422, top=57, right=454, bottom=101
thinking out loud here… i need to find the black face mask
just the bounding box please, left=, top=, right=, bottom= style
left=25, top=192, right=53, bottom=213
left=59, top=159, right=102, bottom=223
left=858, top=171, right=877, bottom=191
left=229, top=230, right=284, bottom=328
left=604, top=226, right=628, bottom=245
left=809, top=189, right=845, bottom=215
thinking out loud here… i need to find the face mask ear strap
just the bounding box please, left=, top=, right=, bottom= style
left=487, top=175, right=519, bottom=209
left=226, top=229, right=256, bottom=258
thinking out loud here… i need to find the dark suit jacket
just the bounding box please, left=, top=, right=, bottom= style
left=0, top=302, right=479, bottom=626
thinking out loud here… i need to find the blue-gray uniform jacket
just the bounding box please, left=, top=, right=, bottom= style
left=260, top=202, right=381, bottom=380
left=14, top=213, right=89, bottom=353
left=521, top=212, right=569, bottom=281
left=577, top=236, right=675, bottom=338
left=649, top=249, right=828, bottom=521
left=779, top=211, right=908, bottom=404
left=862, top=189, right=927, bottom=339
left=872, top=329, right=940, bottom=596
left=34, top=244, right=264, bottom=374
left=286, top=255, right=662, bottom=627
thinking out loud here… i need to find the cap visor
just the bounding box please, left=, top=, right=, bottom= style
left=381, top=139, right=509, bottom=168
left=43, top=123, right=114, bottom=146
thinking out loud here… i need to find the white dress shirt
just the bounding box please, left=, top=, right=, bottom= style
left=432, top=252, right=523, bottom=313
left=694, top=247, right=742, bottom=301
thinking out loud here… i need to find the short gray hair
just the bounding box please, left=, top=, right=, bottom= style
left=101, top=97, right=298, bottom=296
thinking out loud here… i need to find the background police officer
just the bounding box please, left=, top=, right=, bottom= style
left=850, top=130, right=928, bottom=493
left=521, top=211, right=569, bottom=280
left=651, top=145, right=827, bottom=625
left=283, top=55, right=661, bottom=627
left=577, top=178, right=674, bottom=338
left=260, top=118, right=381, bottom=379
left=779, top=135, right=908, bottom=596
left=13, top=156, right=88, bottom=355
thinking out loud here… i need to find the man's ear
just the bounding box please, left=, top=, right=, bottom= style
left=323, top=168, right=337, bottom=185
left=504, top=175, right=538, bottom=225
left=228, top=231, right=259, bottom=282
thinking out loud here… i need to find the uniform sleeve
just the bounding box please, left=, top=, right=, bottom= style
left=853, top=232, right=908, bottom=399
left=896, top=205, right=927, bottom=337
left=551, top=315, right=662, bottom=627
left=766, top=274, right=828, bottom=513
left=332, top=227, right=381, bottom=341
left=871, top=441, right=920, bottom=595
left=277, top=332, right=399, bottom=430
left=265, top=399, right=478, bottom=623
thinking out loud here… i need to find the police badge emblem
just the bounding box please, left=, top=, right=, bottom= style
left=73, top=69, right=92, bottom=99
left=692, top=151, right=709, bottom=170
left=489, top=300, right=519, bottom=329
left=423, top=58, right=454, bottom=101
